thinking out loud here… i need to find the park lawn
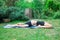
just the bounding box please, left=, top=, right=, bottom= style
left=0, top=19, right=60, bottom=40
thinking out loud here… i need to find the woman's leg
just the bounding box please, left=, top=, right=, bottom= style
left=15, top=24, right=29, bottom=28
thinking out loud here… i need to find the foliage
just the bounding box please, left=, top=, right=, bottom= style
left=53, top=11, right=60, bottom=19
left=7, top=7, right=29, bottom=21
left=32, top=0, right=43, bottom=19
left=0, top=7, right=29, bottom=23
left=43, top=0, right=60, bottom=19
left=48, top=1, right=59, bottom=11
left=0, top=8, right=4, bottom=22
left=0, top=0, right=60, bottom=22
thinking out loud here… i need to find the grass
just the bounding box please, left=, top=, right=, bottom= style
left=0, top=19, right=60, bottom=40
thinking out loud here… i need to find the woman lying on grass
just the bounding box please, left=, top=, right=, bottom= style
left=4, top=20, right=52, bottom=28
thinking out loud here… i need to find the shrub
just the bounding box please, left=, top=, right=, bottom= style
left=41, top=8, right=54, bottom=19
left=0, top=7, right=29, bottom=23
left=9, top=11, right=23, bottom=21
left=4, top=7, right=19, bottom=20
left=53, top=11, right=60, bottom=19
left=48, top=1, right=59, bottom=11
left=18, top=15, right=29, bottom=21
left=6, top=7, right=29, bottom=21
left=0, top=8, right=5, bottom=22
left=0, top=9, right=4, bottom=22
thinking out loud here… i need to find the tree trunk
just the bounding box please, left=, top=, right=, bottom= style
left=25, top=8, right=32, bottom=19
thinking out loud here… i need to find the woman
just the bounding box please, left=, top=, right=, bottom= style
left=14, top=20, right=52, bottom=28
left=4, top=20, right=52, bottom=28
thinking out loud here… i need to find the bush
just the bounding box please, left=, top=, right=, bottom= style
left=18, top=15, right=29, bottom=21
left=48, top=1, right=59, bottom=11
left=6, top=7, right=29, bottom=21
left=41, top=8, right=54, bottom=19
left=43, top=10, right=60, bottom=19
left=53, top=11, right=60, bottom=19
left=9, top=10, right=29, bottom=21
left=0, top=7, right=29, bottom=23
left=0, top=8, right=5, bottom=23
left=0, top=9, right=4, bottom=22
left=4, top=7, right=20, bottom=20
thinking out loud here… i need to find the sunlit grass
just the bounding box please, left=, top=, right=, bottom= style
left=0, top=19, right=60, bottom=40
left=25, top=0, right=33, bottom=3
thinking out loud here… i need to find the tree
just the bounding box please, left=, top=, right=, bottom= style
left=5, top=0, right=17, bottom=7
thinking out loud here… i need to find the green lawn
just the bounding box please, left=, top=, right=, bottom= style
left=0, top=19, right=60, bottom=40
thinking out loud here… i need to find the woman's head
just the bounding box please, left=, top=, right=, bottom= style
left=31, top=20, right=37, bottom=25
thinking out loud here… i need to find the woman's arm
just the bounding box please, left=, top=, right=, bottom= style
left=37, top=22, right=52, bottom=28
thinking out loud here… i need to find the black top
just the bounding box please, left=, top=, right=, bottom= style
left=25, top=21, right=33, bottom=27
left=25, top=21, right=45, bottom=27
left=36, top=21, right=44, bottom=26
